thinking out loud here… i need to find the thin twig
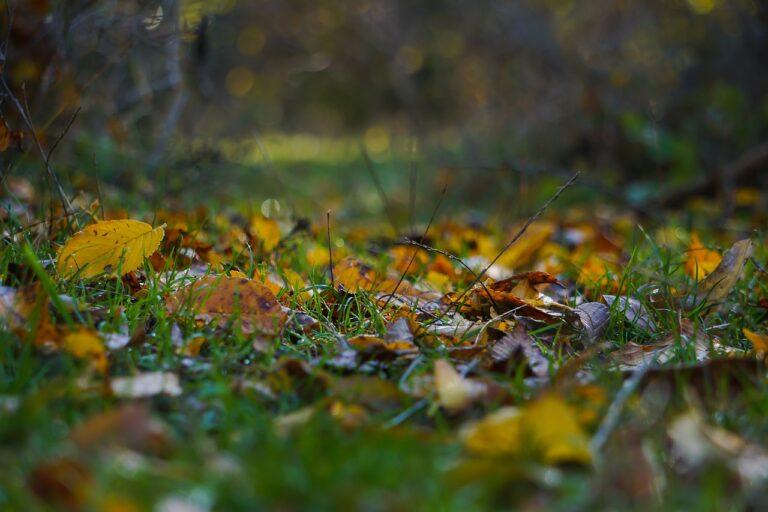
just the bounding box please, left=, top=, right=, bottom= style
left=0, top=77, right=73, bottom=217
left=360, top=144, right=399, bottom=234
left=380, top=185, right=447, bottom=311
left=403, top=238, right=499, bottom=313
left=326, top=210, right=335, bottom=290
left=46, top=106, right=81, bottom=163
left=750, top=256, right=768, bottom=276
left=590, top=356, right=655, bottom=453
left=451, top=173, right=579, bottom=309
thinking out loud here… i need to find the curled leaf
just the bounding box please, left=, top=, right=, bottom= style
left=694, top=238, right=753, bottom=305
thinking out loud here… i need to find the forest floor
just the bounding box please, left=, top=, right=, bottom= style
left=2, top=163, right=768, bottom=511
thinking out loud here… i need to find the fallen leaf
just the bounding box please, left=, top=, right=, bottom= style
left=70, top=404, right=171, bottom=455
left=460, top=406, right=522, bottom=457
left=249, top=215, right=280, bottom=252
left=604, top=295, right=657, bottom=332
left=521, top=393, right=592, bottom=464
left=28, top=457, right=92, bottom=511
left=334, top=257, right=377, bottom=292
left=434, top=359, right=488, bottom=412
left=743, top=328, right=768, bottom=353
left=694, top=238, right=753, bottom=305
left=486, top=323, right=549, bottom=377
left=460, top=392, right=592, bottom=464
left=57, top=220, right=165, bottom=278
left=62, top=328, right=108, bottom=373
left=685, top=233, right=721, bottom=281
left=110, top=372, right=182, bottom=398
left=575, top=301, right=610, bottom=341
left=168, top=275, right=286, bottom=335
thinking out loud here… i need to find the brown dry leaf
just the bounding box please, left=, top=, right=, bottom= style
left=167, top=275, right=286, bottom=335
left=604, top=295, right=657, bottom=332
left=669, top=408, right=768, bottom=488
left=485, top=323, right=549, bottom=377
left=347, top=335, right=418, bottom=360
left=28, top=457, right=92, bottom=511
left=1, top=284, right=58, bottom=347
left=575, top=301, right=610, bottom=342
left=334, top=257, right=377, bottom=292
left=110, top=372, right=182, bottom=398
left=685, top=233, right=722, bottom=281
left=610, top=319, right=710, bottom=369
left=57, top=220, right=165, bottom=278
left=70, top=404, right=171, bottom=456
left=694, top=238, right=753, bottom=305
left=489, top=271, right=562, bottom=300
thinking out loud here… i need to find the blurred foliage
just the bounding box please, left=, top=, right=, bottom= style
left=1, top=0, right=768, bottom=195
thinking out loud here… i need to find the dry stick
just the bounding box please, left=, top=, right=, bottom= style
left=450, top=173, right=580, bottom=312
left=403, top=238, right=500, bottom=315
left=409, top=150, right=417, bottom=234
left=326, top=210, right=335, bottom=290
left=360, top=145, right=399, bottom=234
left=1, top=77, right=73, bottom=218
left=380, top=185, right=447, bottom=311
left=590, top=355, right=656, bottom=454
left=46, top=106, right=81, bottom=163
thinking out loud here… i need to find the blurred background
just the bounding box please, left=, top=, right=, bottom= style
left=2, top=0, right=768, bottom=219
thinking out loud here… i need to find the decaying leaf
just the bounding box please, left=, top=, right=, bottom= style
left=28, top=457, right=92, bottom=511
left=669, top=408, right=768, bottom=488
left=694, top=238, right=753, bottom=305
left=575, top=301, right=610, bottom=342
left=604, top=295, right=657, bottom=332
left=334, top=257, right=377, bottom=292
left=167, top=275, right=287, bottom=335
left=485, top=323, right=549, bottom=377
left=70, top=404, right=171, bottom=455
left=610, top=319, right=711, bottom=369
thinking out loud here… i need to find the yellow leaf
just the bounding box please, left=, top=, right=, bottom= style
left=250, top=215, right=280, bottom=252
left=57, top=220, right=164, bottom=278
left=62, top=328, right=107, bottom=373
left=743, top=328, right=768, bottom=353
left=521, top=393, right=592, bottom=464
left=434, top=359, right=485, bottom=412
left=460, top=406, right=522, bottom=457
left=306, top=243, right=330, bottom=267
left=685, top=233, right=721, bottom=281
left=459, top=393, right=592, bottom=465
left=496, top=221, right=554, bottom=269
left=695, top=239, right=753, bottom=304
left=334, top=257, right=377, bottom=292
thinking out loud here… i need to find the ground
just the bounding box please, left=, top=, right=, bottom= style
left=2, top=163, right=768, bottom=511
